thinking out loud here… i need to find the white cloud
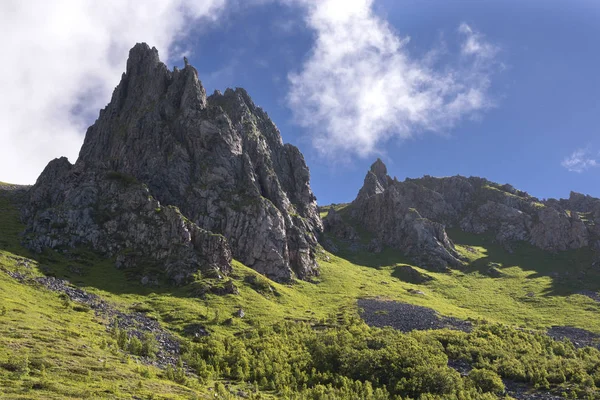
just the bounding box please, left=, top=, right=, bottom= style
left=459, top=22, right=497, bottom=59
left=287, top=0, right=499, bottom=160
left=0, top=0, right=225, bottom=184
left=561, top=148, right=599, bottom=173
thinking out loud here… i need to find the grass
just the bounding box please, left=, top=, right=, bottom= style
left=0, top=193, right=207, bottom=399
left=2, top=188, right=600, bottom=397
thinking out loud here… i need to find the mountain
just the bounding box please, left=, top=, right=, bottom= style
left=324, top=159, right=599, bottom=272
left=23, top=43, right=322, bottom=284
left=5, top=44, right=600, bottom=399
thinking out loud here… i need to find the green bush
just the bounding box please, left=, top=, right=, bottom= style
left=128, top=336, right=143, bottom=355
left=141, top=333, right=158, bottom=359
left=468, top=368, right=505, bottom=393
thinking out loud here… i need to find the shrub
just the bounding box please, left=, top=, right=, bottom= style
left=468, top=368, right=505, bottom=393
left=72, top=304, right=90, bottom=312
left=128, top=336, right=143, bottom=356
left=141, top=333, right=158, bottom=359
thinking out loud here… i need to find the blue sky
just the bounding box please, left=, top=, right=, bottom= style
left=1, top=0, right=599, bottom=205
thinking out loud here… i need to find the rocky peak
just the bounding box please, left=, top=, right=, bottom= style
left=326, top=160, right=464, bottom=271
left=126, top=43, right=162, bottom=77
left=78, top=43, right=208, bottom=168
left=25, top=43, right=322, bottom=283
left=356, top=159, right=393, bottom=202
left=370, top=158, right=388, bottom=180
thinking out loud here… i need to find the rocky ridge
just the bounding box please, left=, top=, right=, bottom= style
left=24, top=43, right=322, bottom=283
left=324, top=159, right=599, bottom=271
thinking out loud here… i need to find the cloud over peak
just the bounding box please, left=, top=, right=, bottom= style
left=287, top=0, right=499, bottom=160
left=0, top=0, right=225, bottom=184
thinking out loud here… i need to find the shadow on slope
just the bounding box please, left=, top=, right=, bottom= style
left=447, top=228, right=599, bottom=298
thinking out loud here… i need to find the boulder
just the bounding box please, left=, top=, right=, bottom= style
left=322, top=207, right=359, bottom=241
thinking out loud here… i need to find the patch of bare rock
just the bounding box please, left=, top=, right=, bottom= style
left=357, top=298, right=472, bottom=333
left=547, top=326, right=600, bottom=349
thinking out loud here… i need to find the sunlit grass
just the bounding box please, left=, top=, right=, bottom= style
left=2, top=187, right=600, bottom=397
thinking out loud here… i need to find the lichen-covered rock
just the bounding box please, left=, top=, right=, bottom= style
left=25, top=43, right=321, bottom=282
left=23, top=159, right=231, bottom=285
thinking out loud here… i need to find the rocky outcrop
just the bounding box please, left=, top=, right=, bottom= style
left=355, top=158, right=394, bottom=202
left=544, top=192, right=600, bottom=252
left=460, top=201, right=532, bottom=243
left=327, top=159, right=598, bottom=271
left=322, top=207, right=358, bottom=241
left=548, top=191, right=600, bottom=213
left=23, top=159, right=231, bottom=285
left=458, top=187, right=590, bottom=251
left=348, top=161, right=464, bottom=271
left=529, top=207, right=588, bottom=251
left=24, top=43, right=322, bottom=282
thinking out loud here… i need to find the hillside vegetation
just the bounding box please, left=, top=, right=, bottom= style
left=3, top=189, right=600, bottom=399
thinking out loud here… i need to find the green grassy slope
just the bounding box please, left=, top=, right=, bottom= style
left=0, top=191, right=216, bottom=399
left=2, top=190, right=600, bottom=398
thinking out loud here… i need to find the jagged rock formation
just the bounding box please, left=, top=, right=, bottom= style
left=349, top=160, right=463, bottom=271
left=547, top=192, right=600, bottom=252
left=324, top=159, right=599, bottom=271
left=23, top=158, right=231, bottom=285
left=24, top=43, right=322, bottom=282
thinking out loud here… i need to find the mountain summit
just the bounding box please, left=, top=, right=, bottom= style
left=24, top=43, right=322, bottom=283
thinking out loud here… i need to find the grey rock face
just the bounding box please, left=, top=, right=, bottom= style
left=322, top=207, right=358, bottom=241
left=460, top=201, right=532, bottom=242
left=24, top=159, right=231, bottom=285
left=348, top=162, right=464, bottom=271
left=355, top=158, right=394, bottom=202
left=548, top=191, right=600, bottom=213
left=338, top=159, right=597, bottom=271
left=529, top=207, right=588, bottom=251
left=25, top=43, right=322, bottom=282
